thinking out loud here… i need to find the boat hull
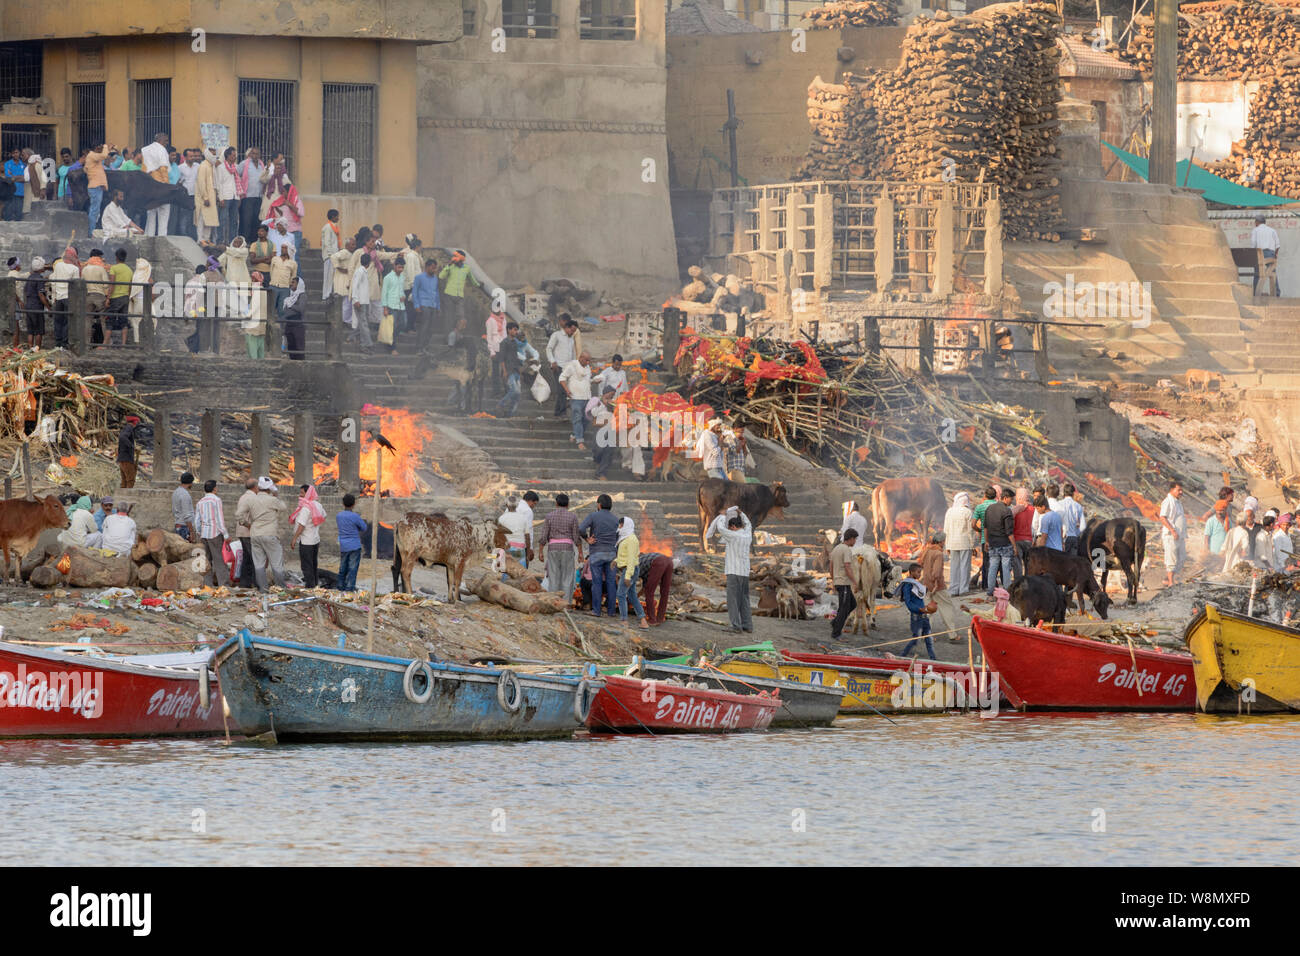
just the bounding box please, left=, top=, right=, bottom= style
left=635, top=660, right=842, bottom=727
left=0, top=642, right=224, bottom=738
left=718, top=658, right=964, bottom=714
left=972, top=617, right=1194, bottom=711
left=1184, top=604, right=1300, bottom=714
left=587, top=674, right=778, bottom=733
left=214, top=632, right=600, bottom=741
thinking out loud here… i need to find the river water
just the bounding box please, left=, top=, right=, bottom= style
left=3, top=713, right=1296, bottom=866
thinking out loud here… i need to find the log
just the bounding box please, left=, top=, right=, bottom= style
left=147, top=528, right=193, bottom=564
left=155, top=563, right=206, bottom=592
left=20, top=531, right=63, bottom=581
left=135, top=561, right=158, bottom=589
left=468, top=575, right=566, bottom=614
left=65, top=547, right=133, bottom=588
left=130, top=536, right=153, bottom=564
left=29, top=565, right=64, bottom=588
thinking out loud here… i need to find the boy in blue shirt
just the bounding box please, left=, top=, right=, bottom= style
left=336, top=493, right=369, bottom=592
left=1033, top=495, right=1064, bottom=551
left=899, top=562, right=936, bottom=659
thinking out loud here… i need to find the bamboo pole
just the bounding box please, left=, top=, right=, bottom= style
left=366, top=444, right=383, bottom=654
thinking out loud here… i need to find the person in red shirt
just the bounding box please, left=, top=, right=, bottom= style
left=1011, top=486, right=1035, bottom=580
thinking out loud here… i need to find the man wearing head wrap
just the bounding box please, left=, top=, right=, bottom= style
left=22, top=256, right=49, bottom=348
left=290, top=484, right=326, bottom=588
left=1270, top=510, right=1294, bottom=572
left=194, top=147, right=219, bottom=241
left=695, top=418, right=726, bottom=480
left=615, top=516, right=649, bottom=628
left=943, top=491, right=976, bottom=596
left=117, top=416, right=140, bottom=488
left=58, top=496, right=100, bottom=550
left=438, top=250, right=481, bottom=340
left=498, top=494, right=533, bottom=577
left=237, top=477, right=288, bottom=591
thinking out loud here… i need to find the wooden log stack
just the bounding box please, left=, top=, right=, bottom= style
left=802, top=0, right=898, bottom=28
left=1205, top=66, right=1300, bottom=198
left=795, top=3, right=1065, bottom=241
left=1122, top=1, right=1300, bottom=79
left=27, top=528, right=212, bottom=590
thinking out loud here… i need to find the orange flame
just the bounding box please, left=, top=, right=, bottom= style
left=635, top=511, right=675, bottom=557
left=301, top=405, right=436, bottom=497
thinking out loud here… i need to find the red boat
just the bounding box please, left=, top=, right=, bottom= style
left=587, top=674, right=779, bottom=734
left=971, top=617, right=1195, bottom=711
left=0, top=641, right=226, bottom=738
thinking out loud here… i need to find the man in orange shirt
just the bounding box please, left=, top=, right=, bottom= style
left=84, top=143, right=110, bottom=234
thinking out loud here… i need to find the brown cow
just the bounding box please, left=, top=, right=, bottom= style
left=0, top=496, right=70, bottom=585
left=871, top=477, right=946, bottom=553
left=697, top=478, right=789, bottom=553
left=390, top=512, right=506, bottom=601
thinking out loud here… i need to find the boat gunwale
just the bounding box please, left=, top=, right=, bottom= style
left=973, top=617, right=1193, bottom=664
left=600, top=673, right=781, bottom=709
left=0, top=641, right=209, bottom=682
left=637, top=660, right=846, bottom=698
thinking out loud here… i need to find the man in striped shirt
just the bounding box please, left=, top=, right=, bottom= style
left=195, top=480, right=228, bottom=586
left=708, top=507, right=753, bottom=632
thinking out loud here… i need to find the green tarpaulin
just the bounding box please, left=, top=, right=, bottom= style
left=1103, top=141, right=1295, bottom=207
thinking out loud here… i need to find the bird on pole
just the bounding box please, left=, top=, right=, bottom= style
left=369, top=428, right=397, bottom=456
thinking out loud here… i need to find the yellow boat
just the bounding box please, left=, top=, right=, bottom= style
left=714, top=655, right=966, bottom=715
left=1183, top=603, right=1300, bottom=714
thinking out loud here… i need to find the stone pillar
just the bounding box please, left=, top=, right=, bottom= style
left=785, top=189, right=803, bottom=257
left=68, top=278, right=89, bottom=355
left=293, top=412, right=315, bottom=487
left=250, top=413, right=271, bottom=478
left=758, top=196, right=778, bottom=253
left=813, top=191, right=834, bottom=292
left=934, top=188, right=955, bottom=298
left=338, top=412, right=361, bottom=492
left=984, top=198, right=1004, bottom=297
left=153, top=406, right=173, bottom=483
left=200, top=410, right=221, bottom=481
left=708, top=195, right=730, bottom=257
left=265, top=313, right=281, bottom=358
left=325, top=295, right=343, bottom=360
left=919, top=317, right=935, bottom=379
left=874, top=196, right=894, bottom=292
left=0, top=278, right=14, bottom=344
left=139, top=283, right=156, bottom=351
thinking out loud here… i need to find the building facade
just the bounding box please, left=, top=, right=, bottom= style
left=0, top=0, right=458, bottom=242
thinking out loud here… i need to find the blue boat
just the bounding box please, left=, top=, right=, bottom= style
left=212, top=631, right=602, bottom=742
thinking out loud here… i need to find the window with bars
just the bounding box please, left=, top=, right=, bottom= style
left=0, top=42, right=43, bottom=106
left=580, top=0, right=636, bottom=40
left=463, top=0, right=478, bottom=36
left=321, top=83, right=375, bottom=194
left=0, top=124, right=55, bottom=160
left=134, top=78, right=171, bottom=149
left=73, top=83, right=106, bottom=155
left=238, top=79, right=295, bottom=172
left=503, top=0, right=558, bottom=38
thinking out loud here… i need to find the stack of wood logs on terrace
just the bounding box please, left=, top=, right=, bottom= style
left=795, top=3, right=1065, bottom=241
left=802, top=0, right=898, bottom=28
left=25, top=529, right=212, bottom=590
left=1205, top=66, right=1300, bottom=199
left=1121, top=0, right=1300, bottom=79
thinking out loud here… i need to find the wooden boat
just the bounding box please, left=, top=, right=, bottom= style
left=632, top=658, right=843, bottom=727
left=1184, top=603, right=1300, bottom=714
left=587, top=674, right=779, bottom=733
left=213, top=631, right=601, bottom=741
left=972, top=617, right=1194, bottom=711
left=0, top=641, right=224, bottom=738
left=714, top=654, right=968, bottom=715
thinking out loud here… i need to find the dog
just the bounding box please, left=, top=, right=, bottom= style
left=1184, top=368, right=1227, bottom=392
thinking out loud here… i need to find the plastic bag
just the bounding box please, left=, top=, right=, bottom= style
left=377, top=314, right=395, bottom=345
left=530, top=373, right=551, bottom=404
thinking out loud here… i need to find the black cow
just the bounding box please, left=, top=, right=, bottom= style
left=697, top=478, right=789, bottom=552
left=106, top=170, right=193, bottom=223
left=1077, top=517, right=1145, bottom=605
left=1024, top=546, right=1111, bottom=619
left=1009, top=574, right=1067, bottom=626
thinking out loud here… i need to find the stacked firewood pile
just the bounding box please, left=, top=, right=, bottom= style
left=1122, top=0, right=1300, bottom=79
left=794, top=3, right=1065, bottom=241
left=794, top=73, right=882, bottom=180
left=1204, top=68, right=1300, bottom=198
left=802, top=0, right=898, bottom=28
left=25, top=528, right=212, bottom=590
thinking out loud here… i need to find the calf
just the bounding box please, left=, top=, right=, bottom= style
left=1024, top=546, right=1111, bottom=619
left=0, top=496, right=70, bottom=585
left=1009, top=574, right=1067, bottom=626
left=848, top=543, right=883, bottom=633
left=390, top=512, right=505, bottom=601
left=1078, top=517, right=1146, bottom=604
left=697, top=478, right=788, bottom=553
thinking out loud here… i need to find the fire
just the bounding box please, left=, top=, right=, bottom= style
left=635, top=511, right=674, bottom=557
left=306, top=405, right=436, bottom=497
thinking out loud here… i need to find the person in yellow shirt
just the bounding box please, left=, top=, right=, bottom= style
left=615, top=517, right=649, bottom=629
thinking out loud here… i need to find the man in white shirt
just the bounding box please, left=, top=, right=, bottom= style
left=236, top=148, right=265, bottom=242
left=101, top=502, right=139, bottom=556
left=559, top=351, right=594, bottom=448
left=1158, top=480, right=1186, bottom=587
left=348, top=252, right=373, bottom=347
left=1272, top=512, right=1295, bottom=572
left=841, top=501, right=869, bottom=545
left=140, top=135, right=172, bottom=236
left=265, top=216, right=296, bottom=256
left=1251, top=216, right=1282, bottom=297
left=708, top=507, right=753, bottom=632
left=593, top=353, right=629, bottom=398
left=498, top=494, right=533, bottom=574
left=100, top=191, right=143, bottom=237
left=49, top=248, right=80, bottom=349
left=545, top=316, right=581, bottom=418
left=695, top=418, right=725, bottom=480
